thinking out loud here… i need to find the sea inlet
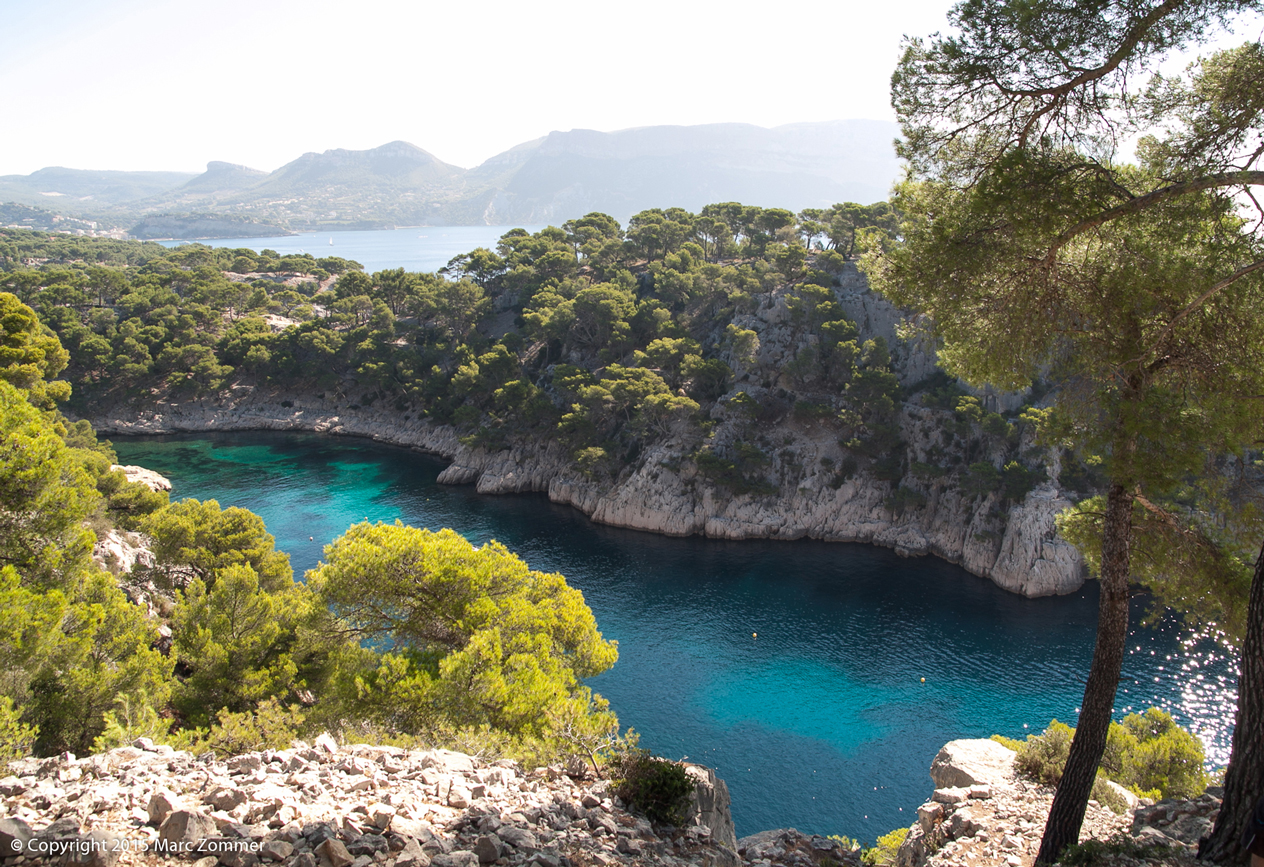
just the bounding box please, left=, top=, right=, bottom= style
left=114, top=431, right=1237, bottom=841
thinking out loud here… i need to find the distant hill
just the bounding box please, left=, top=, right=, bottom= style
left=2, top=121, right=901, bottom=234
left=468, top=120, right=900, bottom=224
left=0, top=167, right=198, bottom=212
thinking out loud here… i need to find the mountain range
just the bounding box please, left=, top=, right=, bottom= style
left=0, top=120, right=901, bottom=237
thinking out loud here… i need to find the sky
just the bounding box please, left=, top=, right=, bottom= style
left=1, top=0, right=1261, bottom=177
left=0, top=0, right=959, bottom=175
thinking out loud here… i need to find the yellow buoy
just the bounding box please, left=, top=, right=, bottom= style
left=920, top=677, right=926, bottom=683
left=752, top=632, right=757, bottom=639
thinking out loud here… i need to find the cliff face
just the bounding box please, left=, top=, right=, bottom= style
left=89, top=382, right=1083, bottom=598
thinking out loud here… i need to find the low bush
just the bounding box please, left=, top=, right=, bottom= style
left=1004, top=708, right=1207, bottom=801
left=1101, top=708, right=1208, bottom=799
left=611, top=749, right=695, bottom=825
left=863, top=827, right=909, bottom=867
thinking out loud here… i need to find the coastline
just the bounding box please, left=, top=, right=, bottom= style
left=86, top=386, right=1085, bottom=599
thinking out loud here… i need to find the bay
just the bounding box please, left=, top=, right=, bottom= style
left=158, top=225, right=547, bottom=274
left=113, top=431, right=1237, bottom=841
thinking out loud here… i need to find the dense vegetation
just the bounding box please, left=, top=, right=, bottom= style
left=0, top=181, right=1243, bottom=830
left=0, top=196, right=1065, bottom=518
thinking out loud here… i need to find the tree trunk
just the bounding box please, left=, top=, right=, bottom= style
left=1198, top=538, right=1264, bottom=866
left=1036, top=481, right=1134, bottom=864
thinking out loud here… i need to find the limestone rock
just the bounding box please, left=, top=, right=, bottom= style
left=431, top=852, right=479, bottom=867
left=684, top=762, right=738, bottom=850
left=930, top=739, right=1017, bottom=789
left=0, top=817, right=33, bottom=856
left=316, top=837, right=354, bottom=867
left=82, top=269, right=1088, bottom=603
left=147, top=789, right=181, bottom=825
left=158, top=809, right=217, bottom=847
left=111, top=464, right=172, bottom=491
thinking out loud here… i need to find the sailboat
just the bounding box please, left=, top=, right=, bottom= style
left=328, top=237, right=334, bottom=246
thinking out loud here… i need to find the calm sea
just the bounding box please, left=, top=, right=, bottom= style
left=158, top=226, right=547, bottom=274
left=113, top=432, right=1238, bottom=842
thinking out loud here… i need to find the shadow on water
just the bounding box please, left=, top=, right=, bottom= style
left=114, top=431, right=1237, bottom=841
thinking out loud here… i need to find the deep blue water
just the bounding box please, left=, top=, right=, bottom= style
left=158, top=226, right=546, bottom=274
left=112, top=432, right=1237, bottom=841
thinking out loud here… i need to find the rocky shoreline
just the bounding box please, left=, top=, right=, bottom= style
left=0, top=737, right=1212, bottom=867
left=86, top=384, right=1083, bottom=599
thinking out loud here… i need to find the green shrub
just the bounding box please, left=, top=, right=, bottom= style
left=1015, top=719, right=1076, bottom=784
left=863, top=827, right=909, bottom=867
left=0, top=696, right=37, bottom=763
left=181, top=698, right=306, bottom=757
left=793, top=400, right=835, bottom=421
left=1011, top=709, right=1207, bottom=800
left=612, top=749, right=695, bottom=825
left=1101, top=708, right=1207, bottom=799
left=990, top=733, right=1023, bottom=751
left=1090, top=776, right=1130, bottom=815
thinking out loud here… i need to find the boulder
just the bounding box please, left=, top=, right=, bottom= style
left=158, top=809, right=217, bottom=848
left=148, top=789, right=182, bottom=825
left=260, top=839, right=293, bottom=862
left=0, top=817, right=33, bottom=856
left=203, top=785, right=247, bottom=812
left=431, top=853, right=480, bottom=867
left=395, top=837, right=431, bottom=867
left=496, top=826, right=539, bottom=850
left=917, top=802, right=943, bottom=832
left=316, top=838, right=354, bottom=867
left=929, top=739, right=1016, bottom=789
left=943, top=807, right=982, bottom=839
left=422, top=749, right=475, bottom=775
left=474, top=835, right=503, bottom=864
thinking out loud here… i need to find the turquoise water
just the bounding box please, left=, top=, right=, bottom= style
left=113, top=432, right=1237, bottom=841
left=158, top=226, right=546, bottom=273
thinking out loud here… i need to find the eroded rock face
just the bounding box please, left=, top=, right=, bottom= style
left=684, top=764, right=737, bottom=850
left=86, top=387, right=1084, bottom=598
left=2, top=738, right=739, bottom=867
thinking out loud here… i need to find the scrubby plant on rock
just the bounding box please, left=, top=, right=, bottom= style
left=611, top=748, right=695, bottom=826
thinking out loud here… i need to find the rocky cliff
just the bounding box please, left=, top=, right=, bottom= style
left=87, top=385, right=1082, bottom=598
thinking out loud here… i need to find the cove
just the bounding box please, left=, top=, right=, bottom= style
left=113, top=431, right=1237, bottom=842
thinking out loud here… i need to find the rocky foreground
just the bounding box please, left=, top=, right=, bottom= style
left=895, top=740, right=1217, bottom=867
left=0, top=735, right=745, bottom=867
left=0, top=738, right=1218, bottom=867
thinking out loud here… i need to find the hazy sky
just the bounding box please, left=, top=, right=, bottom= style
left=2, top=0, right=1261, bottom=177
left=0, top=0, right=960, bottom=175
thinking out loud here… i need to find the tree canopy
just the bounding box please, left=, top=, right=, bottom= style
left=872, top=0, right=1264, bottom=861
left=309, top=523, right=618, bottom=737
